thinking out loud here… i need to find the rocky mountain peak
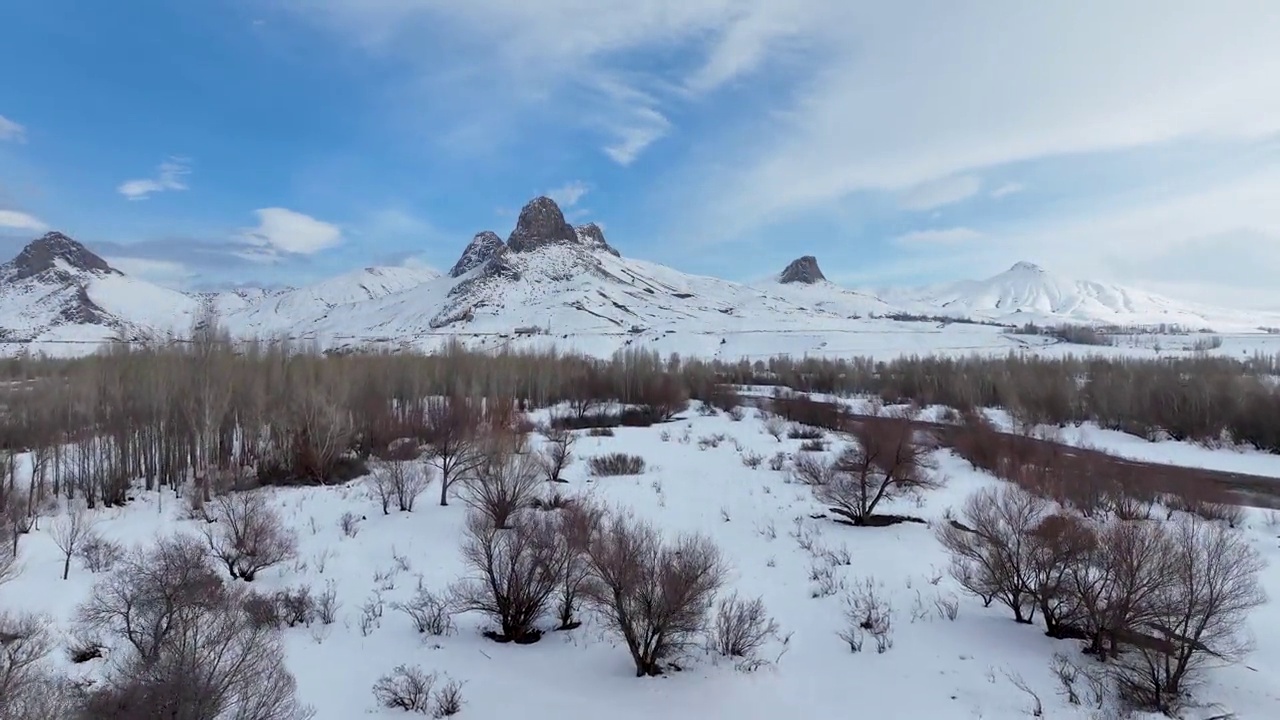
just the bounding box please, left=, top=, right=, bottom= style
left=449, top=231, right=506, bottom=277
left=574, top=222, right=620, bottom=257
left=5, top=231, right=118, bottom=281
left=506, top=196, right=577, bottom=253
left=1008, top=261, right=1046, bottom=274
left=778, top=255, right=826, bottom=284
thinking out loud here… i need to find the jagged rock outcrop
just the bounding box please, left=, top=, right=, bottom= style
left=506, top=196, right=577, bottom=253
left=574, top=223, right=620, bottom=257
left=3, top=231, right=119, bottom=282
left=449, top=231, right=506, bottom=277
left=778, top=256, right=826, bottom=284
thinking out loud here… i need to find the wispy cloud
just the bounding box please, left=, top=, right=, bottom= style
left=898, top=175, right=981, bottom=211
left=547, top=181, right=589, bottom=208
left=0, top=115, right=25, bottom=143
left=0, top=209, right=47, bottom=232
left=894, top=227, right=982, bottom=246
left=990, top=182, right=1025, bottom=199
left=236, top=207, right=343, bottom=261
left=117, top=157, right=191, bottom=200
left=105, top=256, right=194, bottom=288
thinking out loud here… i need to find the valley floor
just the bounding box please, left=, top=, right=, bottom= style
left=3, top=405, right=1279, bottom=719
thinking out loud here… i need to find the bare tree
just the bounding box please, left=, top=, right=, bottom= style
left=802, top=417, right=939, bottom=525
left=462, top=439, right=542, bottom=529
left=538, top=428, right=575, bottom=483
left=0, top=611, right=60, bottom=720
left=936, top=485, right=1047, bottom=623
left=202, top=491, right=298, bottom=581
left=50, top=503, right=96, bottom=580
left=450, top=511, right=565, bottom=644
left=585, top=511, right=726, bottom=676
left=551, top=501, right=602, bottom=630
left=371, top=460, right=433, bottom=514
left=1110, top=516, right=1266, bottom=712
left=424, top=396, right=485, bottom=507
left=0, top=518, right=17, bottom=587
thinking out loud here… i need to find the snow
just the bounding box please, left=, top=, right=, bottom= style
left=4, top=407, right=1278, bottom=719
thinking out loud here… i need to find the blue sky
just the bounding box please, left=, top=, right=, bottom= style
left=2, top=1, right=1279, bottom=308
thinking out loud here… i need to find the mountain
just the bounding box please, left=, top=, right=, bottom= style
left=0, top=232, right=197, bottom=349
left=873, top=261, right=1277, bottom=330
left=3, top=213, right=1277, bottom=359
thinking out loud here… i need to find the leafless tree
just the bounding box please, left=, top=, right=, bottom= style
left=538, top=428, right=575, bottom=483
left=371, top=460, right=433, bottom=514
left=0, top=519, right=17, bottom=587
left=202, top=491, right=298, bottom=581
left=424, top=396, right=485, bottom=507
left=1110, top=516, right=1266, bottom=713
left=550, top=501, right=602, bottom=630
left=462, top=440, right=542, bottom=529
left=50, top=503, right=96, bottom=580
left=802, top=417, right=939, bottom=525
left=1066, top=519, right=1173, bottom=660
left=936, top=485, right=1047, bottom=623
left=585, top=511, right=726, bottom=676
left=450, top=511, right=565, bottom=644
left=0, top=611, right=62, bottom=720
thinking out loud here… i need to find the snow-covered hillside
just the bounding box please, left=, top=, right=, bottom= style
left=3, top=202, right=1279, bottom=358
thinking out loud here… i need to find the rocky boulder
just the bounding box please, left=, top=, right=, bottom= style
left=778, top=255, right=826, bottom=284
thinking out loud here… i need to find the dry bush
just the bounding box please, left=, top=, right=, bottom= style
left=451, top=511, right=564, bottom=644
left=585, top=511, right=726, bottom=676
left=786, top=424, right=824, bottom=441
left=790, top=452, right=837, bottom=486
left=707, top=384, right=742, bottom=413
left=76, top=535, right=124, bottom=574
left=588, top=453, right=646, bottom=477
left=394, top=585, right=456, bottom=637
left=373, top=665, right=462, bottom=716
left=741, top=451, right=764, bottom=469
left=768, top=452, right=787, bottom=472
left=77, top=536, right=311, bottom=720
left=538, top=428, right=575, bottom=483
left=51, top=504, right=96, bottom=580
left=338, top=511, right=363, bottom=538
left=317, top=580, right=340, bottom=625
left=936, top=485, right=1047, bottom=623
left=709, top=592, right=780, bottom=659
left=432, top=678, right=465, bottom=717
left=803, top=418, right=939, bottom=525
left=588, top=426, right=614, bottom=437
left=274, top=586, right=317, bottom=627
left=202, top=491, right=299, bottom=581
left=0, top=611, right=58, bottom=719
left=462, top=438, right=542, bottom=530
left=763, top=416, right=787, bottom=441
left=838, top=576, right=894, bottom=653
left=371, top=460, right=433, bottom=514
left=636, top=373, right=688, bottom=422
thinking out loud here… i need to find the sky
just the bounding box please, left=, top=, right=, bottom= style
left=1, top=1, right=1279, bottom=309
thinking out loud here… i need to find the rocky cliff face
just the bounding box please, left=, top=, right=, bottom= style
left=506, top=196, right=578, bottom=253
left=448, top=231, right=506, bottom=277
left=574, top=222, right=620, bottom=257
left=2, top=231, right=120, bottom=282
left=778, top=256, right=826, bottom=284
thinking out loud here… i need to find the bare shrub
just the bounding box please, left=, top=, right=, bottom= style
left=800, top=417, right=939, bottom=525
left=462, top=438, right=542, bottom=529
left=1004, top=671, right=1044, bottom=718
left=394, top=585, right=456, bottom=637
left=202, top=491, right=299, bottom=581
left=588, top=453, right=646, bottom=477
left=727, top=406, right=747, bottom=422
left=741, top=451, right=764, bottom=469
left=538, top=428, right=575, bottom=483
left=77, top=544, right=311, bottom=720
left=389, top=460, right=434, bottom=513
left=451, top=511, right=564, bottom=644
left=936, top=485, right=1047, bottom=623
left=790, top=452, right=837, bottom=486
left=585, top=511, right=726, bottom=676
left=932, top=592, right=960, bottom=621
left=50, top=505, right=95, bottom=580
left=372, top=664, right=435, bottom=714
left=76, top=535, right=124, bottom=574
left=317, top=580, right=340, bottom=625
left=768, top=452, right=787, bottom=471
left=275, top=586, right=317, bottom=627
left=338, top=511, right=363, bottom=538
left=838, top=576, right=893, bottom=653
left=787, top=424, right=824, bottom=440
left=433, top=678, right=465, bottom=717
left=763, top=416, right=787, bottom=440
left=1051, top=652, right=1108, bottom=709
left=588, top=427, right=614, bottom=437
left=709, top=592, right=780, bottom=659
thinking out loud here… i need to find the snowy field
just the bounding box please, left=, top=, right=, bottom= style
left=2, top=405, right=1278, bottom=719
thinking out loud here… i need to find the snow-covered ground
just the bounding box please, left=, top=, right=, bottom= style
left=3, top=407, right=1277, bottom=719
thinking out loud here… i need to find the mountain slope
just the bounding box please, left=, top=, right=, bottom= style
left=874, top=261, right=1280, bottom=330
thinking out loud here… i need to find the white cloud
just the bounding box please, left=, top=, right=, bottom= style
left=990, top=182, right=1025, bottom=199
left=117, top=157, right=191, bottom=200
left=894, top=227, right=982, bottom=246
left=0, top=210, right=47, bottom=232
left=105, top=257, right=194, bottom=288
left=898, top=175, right=981, bottom=211
left=548, top=181, right=589, bottom=208
left=0, top=115, right=25, bottom=143
left=238, top=207, right=343, bottom=259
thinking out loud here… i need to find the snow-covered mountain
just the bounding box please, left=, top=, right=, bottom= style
left=873, top=261, right=1278, bottom=331
left=3, top=202, right=1278, bottom=358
